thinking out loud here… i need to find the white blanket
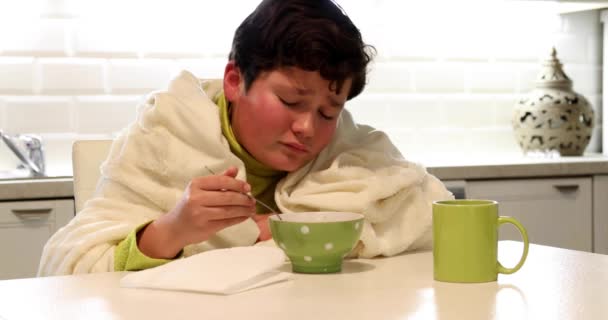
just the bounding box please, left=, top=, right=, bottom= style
left=38, top=70, right=453, bottom=276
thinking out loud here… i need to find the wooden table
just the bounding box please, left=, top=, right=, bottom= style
left=1, top=241, right=607, bottom=319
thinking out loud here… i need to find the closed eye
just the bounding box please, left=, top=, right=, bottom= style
left=319, top=111, right=335, bottom=120
left=278, top=97, right=299, bottom=107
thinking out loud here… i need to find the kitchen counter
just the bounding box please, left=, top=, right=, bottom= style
left=422, top=153, right=608, bottom=180
left=1, top=153, right=608, bottom=201
left=0, top=177, right=73, bottom=201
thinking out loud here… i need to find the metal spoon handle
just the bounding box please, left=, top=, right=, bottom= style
left=247, top=194, right=278, bottom=214
left=204, top=166, right=282, bottom=220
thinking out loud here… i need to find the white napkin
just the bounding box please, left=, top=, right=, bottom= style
left=120, top=246, right=291, bottom=295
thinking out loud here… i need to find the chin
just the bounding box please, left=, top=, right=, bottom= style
left=265, top=158, right=308, bottom=172
left=271, top=162, right=302, bottom=172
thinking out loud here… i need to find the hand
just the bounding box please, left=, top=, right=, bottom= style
left=252, top=214, right=272, bottom=242
left=138, top=166, right=255, bottom=258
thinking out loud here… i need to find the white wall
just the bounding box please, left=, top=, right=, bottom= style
left=0, top=0, right=602, bottom=173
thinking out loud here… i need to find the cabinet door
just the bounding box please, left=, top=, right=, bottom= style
left=0, top=199, right=74, bottom=280
left=593, top=175, right=608, bottom=254
left=466, top=177, right=592, bottom=252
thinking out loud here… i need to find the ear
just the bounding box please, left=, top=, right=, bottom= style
left=223, top=61, right=243, bottom=103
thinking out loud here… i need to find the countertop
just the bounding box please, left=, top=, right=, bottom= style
left=423, top=152, right=608, bottom=180
left=1, top=241, right=607, bottom=319
left=2, top=153, right=608, bottom=201
left=0, top=177, right=73, bottom=201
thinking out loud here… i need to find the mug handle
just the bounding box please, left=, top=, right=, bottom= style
left=497, top=216, right=529, bottom=275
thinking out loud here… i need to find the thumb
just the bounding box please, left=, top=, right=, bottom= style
left=222, top=166, right=239, bottom=178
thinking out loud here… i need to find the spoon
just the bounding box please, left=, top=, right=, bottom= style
left=204, top=166, right=282, bottom=220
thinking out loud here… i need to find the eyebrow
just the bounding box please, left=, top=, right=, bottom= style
left=290, top=86, right=343, bottom=109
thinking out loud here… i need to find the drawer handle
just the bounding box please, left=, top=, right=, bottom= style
left=553, top=184, right=579, bottom=192
left=12, top=208, right=53, bottom=215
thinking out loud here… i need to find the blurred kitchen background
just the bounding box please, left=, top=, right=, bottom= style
left=0, top=0, right=604, bottom=175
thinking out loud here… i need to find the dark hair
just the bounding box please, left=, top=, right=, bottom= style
left=228, top=0, right=375, bottom=100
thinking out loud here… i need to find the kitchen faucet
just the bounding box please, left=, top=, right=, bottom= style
left=0, top=131, right=45, bottom=176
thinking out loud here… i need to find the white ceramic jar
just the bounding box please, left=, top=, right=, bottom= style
left=512, top=48, right=594, bottom=156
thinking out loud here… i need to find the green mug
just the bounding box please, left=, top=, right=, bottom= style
left=432, top=199, right=529, bottom=283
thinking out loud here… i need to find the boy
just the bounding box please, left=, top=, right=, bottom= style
left=39, top=0, right=452, bottom=275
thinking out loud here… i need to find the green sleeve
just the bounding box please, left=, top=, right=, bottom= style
left=114, top=221, right=183, bottom=271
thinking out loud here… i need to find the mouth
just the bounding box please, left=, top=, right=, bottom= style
left=282, top=142, right=310, bottom=153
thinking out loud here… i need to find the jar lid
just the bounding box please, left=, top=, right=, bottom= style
left=535, top=47, right=572, bottom=90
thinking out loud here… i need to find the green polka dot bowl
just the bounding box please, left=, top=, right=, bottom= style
left=269, top=212, right=364, bottom=274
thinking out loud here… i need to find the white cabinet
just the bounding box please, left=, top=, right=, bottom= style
left=593, top=175, right=608, bottom=254
left=465, top=177, right=593, bottom=252
left=0, top=199, right=74, bottom=280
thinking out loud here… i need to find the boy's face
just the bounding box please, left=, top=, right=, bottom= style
left=224, top=63, right=351, bottom=172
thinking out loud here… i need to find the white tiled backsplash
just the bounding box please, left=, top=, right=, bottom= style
left=0, top=1, right=603, bottom=173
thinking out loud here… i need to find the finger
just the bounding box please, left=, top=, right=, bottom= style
left=198, top=190, right=255, bottom=207
left=222, top=166, right=238, bottom=178
left=204, top=206, right=256, bottom=220
left=251, top=214, right=270, bottom=222
left=193, top=175, right=250, bottom=193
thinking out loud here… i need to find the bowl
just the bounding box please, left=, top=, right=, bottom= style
left=269, top=211, right=364, bottom=274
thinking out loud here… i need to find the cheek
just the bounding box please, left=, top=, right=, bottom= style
left=312, top=123, right=337, bottom=149
left=241, top=95, right=290, bottom=133
left=258, top=97, right=290, bottom=127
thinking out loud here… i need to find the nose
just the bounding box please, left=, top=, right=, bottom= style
left=291, top=111, right=315, bottom=139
